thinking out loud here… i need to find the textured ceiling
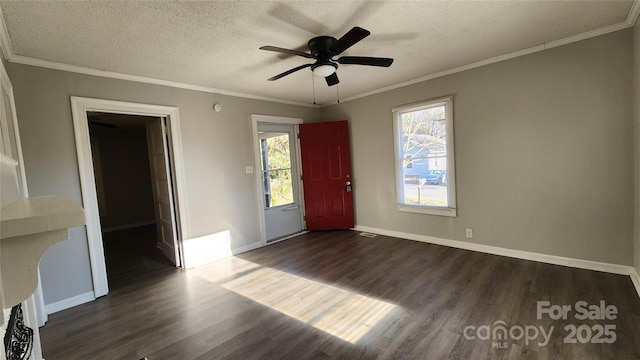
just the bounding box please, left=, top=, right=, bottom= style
left=0, top=1, right=636, bottom=105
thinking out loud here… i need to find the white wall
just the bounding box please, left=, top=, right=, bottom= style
left=321, top=29, right=635, bottom=266
left=7, top=63, right=320, bottom=305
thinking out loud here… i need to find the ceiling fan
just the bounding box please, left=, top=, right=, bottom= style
left=260, top=26, right=393, bottom=86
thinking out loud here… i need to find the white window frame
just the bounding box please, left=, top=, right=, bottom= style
left=392, top=95, right=457, bottom=217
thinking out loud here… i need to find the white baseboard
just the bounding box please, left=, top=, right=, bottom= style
left=354, top=225, right=636, bottom=277
left=230, top=231, right=309, bottom=255
left=265, top=231, right=310, bottom=246
left=182, top=228, right=266, bottom=268
left=101, top=220, right=156, bottom=233
left=44, top=291, right=95, bottom=315
left=232, top=240, right=264, bottom=255
left=183, top=230, right=305, bottom=268
left=631, top=268, right=640, bottom=299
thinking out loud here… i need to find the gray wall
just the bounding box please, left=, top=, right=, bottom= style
left=634, top=18, right=640, bottom=276
left=7, top=27, right=637, bottom=307
left=8, top=64, right=320, bottom=305
left=321, top=29, right=635, bottom=265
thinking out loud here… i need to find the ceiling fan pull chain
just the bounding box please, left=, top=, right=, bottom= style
left=311, top=72, right=317, bottom=105
left=336, top=84, right=340, bottom=104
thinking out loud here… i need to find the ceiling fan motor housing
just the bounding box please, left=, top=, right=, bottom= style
left=308, top=36, right=338, bottom=58
left=308, top=36, right=339, bottom=73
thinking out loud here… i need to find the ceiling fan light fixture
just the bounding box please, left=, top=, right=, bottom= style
left=312, top=63, right=337, bottom=77
left=261, top=26, right=392, bottom=85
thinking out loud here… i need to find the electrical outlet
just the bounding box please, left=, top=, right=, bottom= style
left=245, top=165, right=253, bottom=174
left=465, top=228, right=473, bottom=239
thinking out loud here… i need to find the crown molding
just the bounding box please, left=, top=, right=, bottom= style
left=628, top=0, right=640, bottom=26
left=8, top=55, right=317, bottom=108
left=322, top=44, right=546, bottom=107
left=0, top=2, right=637, bottom=108
left=0, top=7, right=14, bottom=62
left=0, top=7, right=316, bottom=109
left=324, top=7, right=639, bottom=107
left=544, top=21, right=631, bottom=50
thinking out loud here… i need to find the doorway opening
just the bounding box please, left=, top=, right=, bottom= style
left=251, top=115, right=306, bottom=244
left=258, top=123, right=303, bottom=242
left=71, top=97, right=189, bottom=299
left=87, top=112, right=175, bottom=288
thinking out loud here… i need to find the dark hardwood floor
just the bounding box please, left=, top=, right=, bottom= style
left=101, top=225, right=174, bottom=290
left=39, top=230, right=640, bottom=359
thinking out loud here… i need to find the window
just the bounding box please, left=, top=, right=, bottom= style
left=260, top=132, right=294, bottom=208
left=392, top=96, right=456, bottom=216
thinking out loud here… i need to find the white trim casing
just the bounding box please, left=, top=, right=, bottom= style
left=33, top=271, right=46, bottom=326
left=393, top=96, right=457, bottom=217
left=71, top=97, right=190, bottom=299
left=0, top=7, right=13, bottom=62
left=631, top=269, right=640, bottom=299
left=250, top=114, right=305, bottom=245
left=628, top=0, right=640, bottom=26
left=354, top=225, right=638, bottom=277
left=0, top=51, right=28, bottom=199
left=21, top=297, right=42, bottom=360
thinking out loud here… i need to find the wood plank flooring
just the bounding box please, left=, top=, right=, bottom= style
left=39, top=230, right=640, bottom=359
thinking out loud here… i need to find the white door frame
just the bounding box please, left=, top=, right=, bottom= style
left=251, top=114, right=305, bottom=245
left=71, top=97, right=190, bottom=298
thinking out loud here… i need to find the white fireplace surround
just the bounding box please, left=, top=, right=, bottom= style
left=0, top=153, right=85, bottom=360
left=0, top=41, right=85, bottom=359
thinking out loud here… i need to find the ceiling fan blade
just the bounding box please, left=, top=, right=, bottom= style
left=267, top=63, right=313, bottom=81
left=325, top=73, right=339, bottom=86
left=337, top=56, right=394, bottom=67
left=260, top=46, right=313, bottom=59
left=329, top=26, right=370, bottom=55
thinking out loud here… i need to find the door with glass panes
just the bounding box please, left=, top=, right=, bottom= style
left=258, top=123, right=303, bottom=241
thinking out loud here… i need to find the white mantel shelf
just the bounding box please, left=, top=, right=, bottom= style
left=0, top=195, right=85, bottom=308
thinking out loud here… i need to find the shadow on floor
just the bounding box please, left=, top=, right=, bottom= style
left=102, top=224, right=175, bottom=290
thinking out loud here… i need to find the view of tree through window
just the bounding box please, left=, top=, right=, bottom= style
left=260, top=133, right=294, bottom=207
left=393, top=96, right=456, bottom=216
left=400, top=105, right=447, bottom=206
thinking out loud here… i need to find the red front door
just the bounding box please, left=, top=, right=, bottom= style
left=299, top=120, right=354, bottom=230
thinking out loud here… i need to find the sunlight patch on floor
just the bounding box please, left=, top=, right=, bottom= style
left=218, top=258, right=396, bottom=344
left=191, top=256, right=262, bottom=284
